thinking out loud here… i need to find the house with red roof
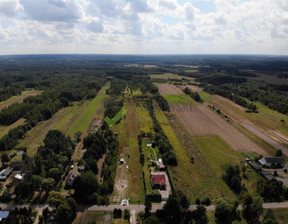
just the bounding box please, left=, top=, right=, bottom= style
left=151, top=173, right=166, bottom=190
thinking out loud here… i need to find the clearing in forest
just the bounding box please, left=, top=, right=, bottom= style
left=0, top=90, right=42, bottom=111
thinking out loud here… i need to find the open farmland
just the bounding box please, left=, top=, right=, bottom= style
left=111, top=100, right=144, bottom=204
left=158, top=84, right=184, bottom=95
left=149, top=73, right=194, bottom=80
left=155, top=106, right=237, bottom=201
left=174, top=105, right=267, bottom=155
left=0, top=90, right=42, bottom=111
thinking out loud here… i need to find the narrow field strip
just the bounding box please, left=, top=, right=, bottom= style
left=0, top=118, right=26, bottom=138
left=0, top=90, right=42, bottom=111
left=67, top=83, right=109, bottom=136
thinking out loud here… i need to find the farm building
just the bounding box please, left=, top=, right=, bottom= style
left=0, top=167, right=13, bottom=181
left=258, top=157, right=286, bottom=168
left=151, top=173, right=166, bottom=190
left=66, top=172, right=79, bottom=186
left=11, top=161, right=25, bottom=170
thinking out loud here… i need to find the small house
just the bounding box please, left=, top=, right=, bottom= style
left=151, top=173, right=166, bottom=190
left=258, top=157, right=286, bottom=169
left=66, top=172, right=79, bottom=186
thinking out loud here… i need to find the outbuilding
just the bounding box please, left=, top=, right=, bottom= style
left=258, top=157, right=286, bottom=168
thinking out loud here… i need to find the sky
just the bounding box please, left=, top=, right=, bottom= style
left=0, top=0, right=287, bottom=55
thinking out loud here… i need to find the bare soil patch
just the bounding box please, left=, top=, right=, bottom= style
left=158, top=84, right=184, bottom=95
left=174, top=105, right=267, bottom=155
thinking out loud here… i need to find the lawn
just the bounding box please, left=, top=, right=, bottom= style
left=162, top=94, right=199, bottom=106
left=272, top=208, right=288, bottom=223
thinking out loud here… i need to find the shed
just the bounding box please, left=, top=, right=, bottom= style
left=66, top=172, right=79, bottom=186
left=151, top=173, right=166, bottom=190
left=146, top=142, right=153, bottom=147
left=259, top=157, right=286, bottom=168
left=11, top=161, right=25, bottom=170
left=120, top=158, right=125, bottom=164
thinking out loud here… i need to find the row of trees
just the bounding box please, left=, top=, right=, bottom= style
left=146, top=99, right=177, bottom=166
left=183, top=87, right=204, bottom=103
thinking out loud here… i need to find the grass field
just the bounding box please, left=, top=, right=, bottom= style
left=0, top=118, right=26, bottom=138
left=162, top=94, right=199, bottom=105
left=111, top=100, right=144, bottom=204
left=0, top=89, right=42, bottom=111
left=67, top=83, right=109, bottom=136
left=136, top=106, right=154, bottom=134
left=154, top=105, right=237, bottom=201
left=15, top=84, right=109, bottom=157
left=17, top=104, right=84, bottom=156
left=272, top=208, right=288, bottom=223
left=150, top=73, right=194, bottom=80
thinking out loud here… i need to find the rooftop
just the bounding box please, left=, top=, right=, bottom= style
left=151, top=174, right=166, bottom=186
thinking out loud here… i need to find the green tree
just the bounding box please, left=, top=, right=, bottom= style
left=242, top=193, right=263, bottom=224
left=143, top=216, right=161, bottom=224
left=72, top=171, right=100, bottom=202
left=41, top=178, right=55, bottom=193
left=1, top=153, right=9, bottom=166
left=145, top=200, right=152, bottom=217
left=162, top=195, right=181, bottom=224
left=31, top=175, right=43, bottom=191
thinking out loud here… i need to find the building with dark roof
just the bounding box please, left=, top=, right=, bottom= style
left=151, top=173, right=166, bottom=190
left=258, top=157, right=286, bottom=168
left=65, top=172, right=79, bottom=186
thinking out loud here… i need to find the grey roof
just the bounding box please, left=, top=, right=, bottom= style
left=259, top=157, right=286, bottom=165
left=0, top=211, right=9, bottom=218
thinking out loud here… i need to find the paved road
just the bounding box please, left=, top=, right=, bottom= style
left=1, top=201, right=288, bottom=213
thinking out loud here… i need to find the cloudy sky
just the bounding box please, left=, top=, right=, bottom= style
left=0, top=0, right=287, bottom=55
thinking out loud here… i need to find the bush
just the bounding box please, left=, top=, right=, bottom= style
left=113, top=208, right=122, bottom=219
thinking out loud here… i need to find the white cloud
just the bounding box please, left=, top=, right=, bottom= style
left=0, top=0, right=22, bottom=17
left=20, top=0, right=82, bottom=22
left=0, top=0, right=287, bottom=54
